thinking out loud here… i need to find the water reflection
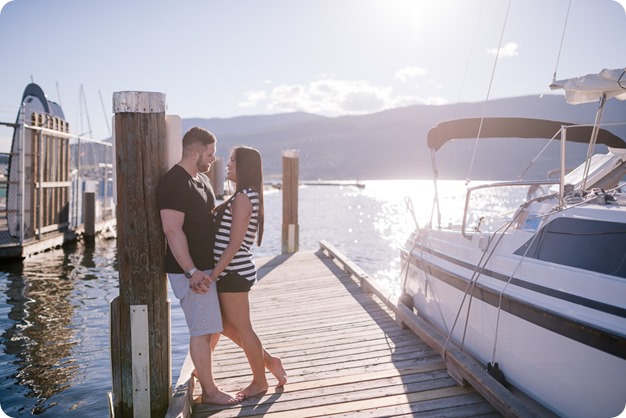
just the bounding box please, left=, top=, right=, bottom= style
left=0, top=180, right=470, bottom=416
left=0, top=239, right=118, bottom=416
left=1, top=249, right=80, bottom=413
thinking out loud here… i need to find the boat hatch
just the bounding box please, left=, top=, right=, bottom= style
left=550, top=148, right=626, bottom=192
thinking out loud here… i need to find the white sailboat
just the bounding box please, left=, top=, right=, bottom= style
left=400, top=68, right=626, bottom=418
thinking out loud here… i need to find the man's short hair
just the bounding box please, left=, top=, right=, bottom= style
left=182, top=127, right=216, bottom=148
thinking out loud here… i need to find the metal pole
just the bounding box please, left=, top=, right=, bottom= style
left=76, top=138, right=81, bottom=227
left=19, top=103, right=25, bottom=244
left=559, top=126, right=567, bottom=207
left=579, top=93, right=606, bottom=193
left=37, top=129, right=43, bottom=239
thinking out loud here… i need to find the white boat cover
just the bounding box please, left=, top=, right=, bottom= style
left=550, top=68, right=626, bottom=104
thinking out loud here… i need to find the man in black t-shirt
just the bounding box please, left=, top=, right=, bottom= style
left=157, top=127, right=237, bottom=406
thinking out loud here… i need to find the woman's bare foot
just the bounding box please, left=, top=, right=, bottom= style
left=266, top=357, right=287, bottom=387
left=201, top=388, right=239, bottom=406
left=236, top=381, right=268, bottom=400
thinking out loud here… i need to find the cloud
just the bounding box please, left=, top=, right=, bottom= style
left=391, top=95, right=448, bottom=107
left=239, top=79, right=391, bottom=115
left=238, top=90, right=268, bottom=108
left=394, top=67, right=429, bottom=83
left=486, top=42, right=519, bottom=57
left=238, top=77, right=447, bottom=115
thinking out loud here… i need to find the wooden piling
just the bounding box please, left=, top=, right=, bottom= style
left=110, top=91, right=170, bottom=417
left=281, top=150, right=299, bottom=254
left=83, top=191, right=95, bottom=240
left=210, top=157, right=225, bottom=199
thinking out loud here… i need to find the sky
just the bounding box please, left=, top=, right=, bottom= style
left=0, top=0, right=625, bottom=141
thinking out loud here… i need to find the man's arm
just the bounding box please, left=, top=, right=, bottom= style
left=160, top=208, right=212, bottom=293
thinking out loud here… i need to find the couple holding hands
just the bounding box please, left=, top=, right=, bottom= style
left=158, top=127, right=286, bottom=405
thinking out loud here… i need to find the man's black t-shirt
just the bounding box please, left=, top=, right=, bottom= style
left=157, top=164, right=216, bottom=272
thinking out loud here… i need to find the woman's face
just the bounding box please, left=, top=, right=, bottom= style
left=226, top=151, right=237, bottom=182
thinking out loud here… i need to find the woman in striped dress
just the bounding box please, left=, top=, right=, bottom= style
left=209, top=146, right=286, bottom=400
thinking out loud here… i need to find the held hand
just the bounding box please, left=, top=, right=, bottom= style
left=189, top=271, right=212, bottom=294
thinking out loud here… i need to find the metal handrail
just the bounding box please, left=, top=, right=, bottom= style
left=461, top=180, right=560, bottom=239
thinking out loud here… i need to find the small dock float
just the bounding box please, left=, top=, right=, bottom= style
left=166, top=241, right=542, bottom=418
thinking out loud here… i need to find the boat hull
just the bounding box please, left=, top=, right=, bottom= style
left=401, top=231, right=626, bottom=418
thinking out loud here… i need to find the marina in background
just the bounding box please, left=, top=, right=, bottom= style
left=0, top=178, right=450, bottom=417
left=0, top=84, right=115, bottom=260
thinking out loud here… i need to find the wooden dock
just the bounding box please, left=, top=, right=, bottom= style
left=165, top=241, right=546, bottom=418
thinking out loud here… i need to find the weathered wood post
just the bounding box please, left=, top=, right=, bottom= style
left=282, top=150, right=299, bottom=253
left=210, top=157, right=225, bottom=199
left=110, top=91, right=170, bottom=417
left=83, top=191, right=95, bottom=240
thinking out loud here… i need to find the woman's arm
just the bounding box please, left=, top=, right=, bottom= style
left=210, top=193, right=252, bottom=281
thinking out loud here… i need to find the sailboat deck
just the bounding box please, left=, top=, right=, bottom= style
left=172, top=242, right=503, bottom=418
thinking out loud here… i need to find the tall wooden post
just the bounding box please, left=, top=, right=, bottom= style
left=110, top=91, right=170, bottom=417
left=282, top=150, right=299, bottom=254
left=83, top=191, right=95, bottom=240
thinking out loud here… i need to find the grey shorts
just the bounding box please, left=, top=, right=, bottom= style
left=168, top=270, right=223, bottom=337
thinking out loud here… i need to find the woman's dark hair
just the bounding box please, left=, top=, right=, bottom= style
left=233, top=146, right=264, bottom=246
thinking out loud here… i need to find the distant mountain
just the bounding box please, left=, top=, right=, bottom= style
left=182, top=95, right=626, bottom=180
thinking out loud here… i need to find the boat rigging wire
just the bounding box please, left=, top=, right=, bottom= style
left=490, top=214, right=540, bottom=365
left=440, top=211, right=512, bottom=356
left=552, top=0, right=572, bottom=83
left=429, top=149, right=442, bottom=229
left=517, top=129, right=562, bottom=181
left=430, top=1, right=486, bottom=224
left=99, top=90, right=112, bottom=138
left=466, top=0, right=512, bottom=185
left=397, top=197, right=421, bottom=296
left=449, top=219, right=512, bottom=354
left=396, top=196, right=450, bottom=333
left=452, top=0, right=486, bottom=120
left=489, top=190, right=604, bottom=364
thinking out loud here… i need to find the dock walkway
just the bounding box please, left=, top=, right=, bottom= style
left=168, top=242, right=505, bottom=418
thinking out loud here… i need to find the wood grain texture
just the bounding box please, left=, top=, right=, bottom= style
left=178, top=247, right=501, bottom=418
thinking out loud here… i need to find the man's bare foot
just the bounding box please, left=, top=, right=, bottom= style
left=236, top=381, right=268, bottom=400
left=201, top=389, right=239, bottom=406
left=267, top=357, right=287, bottom=387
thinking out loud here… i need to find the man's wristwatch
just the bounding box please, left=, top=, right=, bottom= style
left=184, top=267, right=198, bottom=279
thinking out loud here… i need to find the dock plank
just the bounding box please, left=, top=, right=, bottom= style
left=181, top=247, right=501, bottom=418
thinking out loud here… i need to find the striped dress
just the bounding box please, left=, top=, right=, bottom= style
left=213, top=188, right=259, bottom=282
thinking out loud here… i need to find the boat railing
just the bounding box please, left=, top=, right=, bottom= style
left=461, top=180, right=559, bottom=239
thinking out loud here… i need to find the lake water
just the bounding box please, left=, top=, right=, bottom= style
left=0, top=179, right=505, bottom=417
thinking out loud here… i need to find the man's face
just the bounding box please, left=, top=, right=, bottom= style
left=196, top=143, right=216, bottom=173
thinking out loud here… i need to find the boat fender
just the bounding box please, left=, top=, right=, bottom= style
left=487, top=362, right=508, bottom=387
left=477, top=234, right=490, bottom=251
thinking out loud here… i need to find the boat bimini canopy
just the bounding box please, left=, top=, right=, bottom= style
left=426, top=117, right=626, bottom=152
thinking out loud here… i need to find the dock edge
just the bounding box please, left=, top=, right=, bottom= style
left=318, top=239, right=543, bottom=418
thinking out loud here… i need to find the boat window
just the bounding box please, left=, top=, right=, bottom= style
left=515, top=217, right=626, bottom=278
